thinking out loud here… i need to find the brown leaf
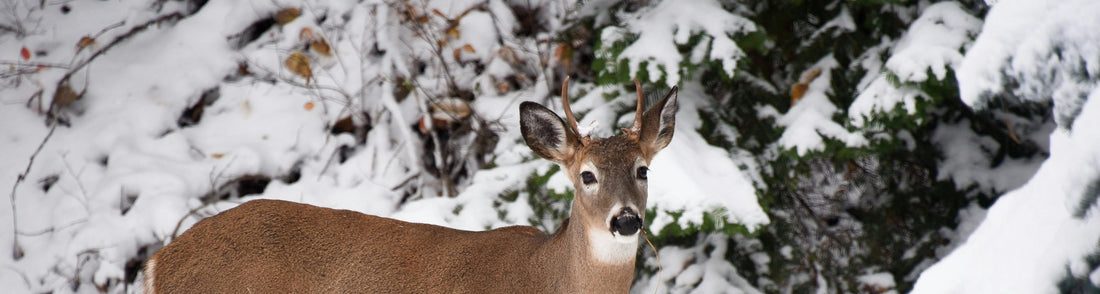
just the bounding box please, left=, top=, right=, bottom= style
left=462, top=44, right=475, bottom=53
left=299, top=27, right=315, bottom=41
left=275, top=8, right=301, bottom=25
left=311, top=39, right=331, bottom=57
left=497, top=46, right=517, bottom=65
left=446, top=27, right=460, bottom=40
left=431, top=98, right=471, bottom=123
left=432, top=9, right=447, bottom=19
left=790, top=67, right=822, bottom=106
left=211, top=153, right=225, bottom=159
left=495, top=80, right=510, bottom=94
left=285, top=51, right=312, bottom=84
left=790, top=83, right=808, bottom=105
left=76, top=36, right=96, bottom=53
left=53, top=82, right=81, bottom=108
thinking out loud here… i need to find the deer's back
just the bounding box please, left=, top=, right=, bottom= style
left=147, top=199, right=556, bottom=293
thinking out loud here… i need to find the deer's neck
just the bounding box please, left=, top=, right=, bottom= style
left=535, top=212, right=637, bottom=293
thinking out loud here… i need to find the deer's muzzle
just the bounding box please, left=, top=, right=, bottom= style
left=610, top=207, right=642, bottom=236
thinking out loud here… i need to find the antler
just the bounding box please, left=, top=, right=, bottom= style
left=561, top=76, right=590, bottom=145
left=623, top=78, right=645, bottom=139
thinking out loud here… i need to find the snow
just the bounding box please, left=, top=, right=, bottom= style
left=957, top=0, right=1100, bottom=127
left=613, top=0, right=755, bottom=86
left=776, top=55, right=868, bottom=155
left=857, top=272, right=897, bottom=294
left=0, top=0, right=768, bottom=292
left=632, top=234, right=763, bottom=294
left=912, top=1, right=1100, bottom=292
left=932, top=119, right=1049, bottom=193
left=912, top=88, right=1100, bottom=293
left=850, top=1, right=982, bottom=126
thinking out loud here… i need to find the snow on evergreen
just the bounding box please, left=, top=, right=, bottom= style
left=913, top=0, right=1100, bottom=292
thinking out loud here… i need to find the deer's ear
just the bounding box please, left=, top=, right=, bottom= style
left=521, top=102, right=580, bottom=164
left=639, top=86, right=678, bottom=156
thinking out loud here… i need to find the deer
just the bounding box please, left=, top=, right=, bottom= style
left=143, top=77, right=678, bottom=293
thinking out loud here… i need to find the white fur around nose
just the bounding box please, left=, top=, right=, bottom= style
left=589, top=203, right=640, bottom=264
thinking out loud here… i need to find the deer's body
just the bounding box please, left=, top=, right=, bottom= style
left=145, top=78, right=677, bottom=293
left=147, top=199, right=632, bottom=293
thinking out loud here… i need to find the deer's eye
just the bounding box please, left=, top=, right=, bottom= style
left=637, top=166, right=648, bottom=180
left=580, top=171, right=597, bottom=185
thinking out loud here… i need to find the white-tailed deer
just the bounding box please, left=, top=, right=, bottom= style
left=143, top=78, right=678, bottom=293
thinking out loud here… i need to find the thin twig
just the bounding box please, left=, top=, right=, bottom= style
left=9, top=123, right=57, bottom=259
left=643, top=231, right=662, bottom=294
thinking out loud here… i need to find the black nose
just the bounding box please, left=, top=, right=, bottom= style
left=610, top=208, right=642, bottom=236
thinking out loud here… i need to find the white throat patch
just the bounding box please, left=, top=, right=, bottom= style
left=587, top=228, right=639, bottom=264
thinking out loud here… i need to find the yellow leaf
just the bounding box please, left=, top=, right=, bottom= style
left=285, top=51, right=312, bottom=84
left=275, top=8, right=300, bottom=25
left=75, top=36, right=96, bottom=53
left=311, top=39, right=331, bottom=57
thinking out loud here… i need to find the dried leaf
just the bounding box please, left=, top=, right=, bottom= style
left=76, top=36, right=96, bottom=53
left=452, top=48, right=462, bottom=60
left=790, top=83, right=808, bottom=105
left=553, top=44, right=569, bottom=62
left=275, top=8, right=301, bottom=25
left=53, top=82, right=81, bottom=108
left=495, top=80, right=510, bottom=94
left=304, top=101, right=315, bottom=111
left=20, top=47, right=30, bottom=61
left=311, top=39, right=331, bottom=57
left=431, top=98, right=471, bottom=122
left=790, top=68, right=822, bottom=105
left=299, top=27, right=315, bottom=41
left=211, top=153, right=225, bottom=159
left=285, top=51, right=312, bottom=85
left=417, top=115, right=431, bottom=134
left=432, top=9, right=447, bottom=19
left=497, top=46, right=517, bottom=65
left=446, top=27, right=460, bottom=39
left=462, top=44, right=475, bottom=53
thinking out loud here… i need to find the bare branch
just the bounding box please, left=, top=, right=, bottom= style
left=9, top=122, right=57, bottom=260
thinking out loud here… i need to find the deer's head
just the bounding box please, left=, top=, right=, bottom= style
left=520, top=78, right=677, bottom=264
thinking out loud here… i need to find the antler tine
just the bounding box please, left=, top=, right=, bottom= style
left=561, top=76, right=585, bottom=143
left=631, top=79, right=644, bottom=134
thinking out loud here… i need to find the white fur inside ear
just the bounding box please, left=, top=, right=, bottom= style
left=532, top=110, right=568, bottom=149
left=588, top=228, right=639, bottom=264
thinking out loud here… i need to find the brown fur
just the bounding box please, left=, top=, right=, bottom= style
left=146, top=200, right=633, bottom=293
